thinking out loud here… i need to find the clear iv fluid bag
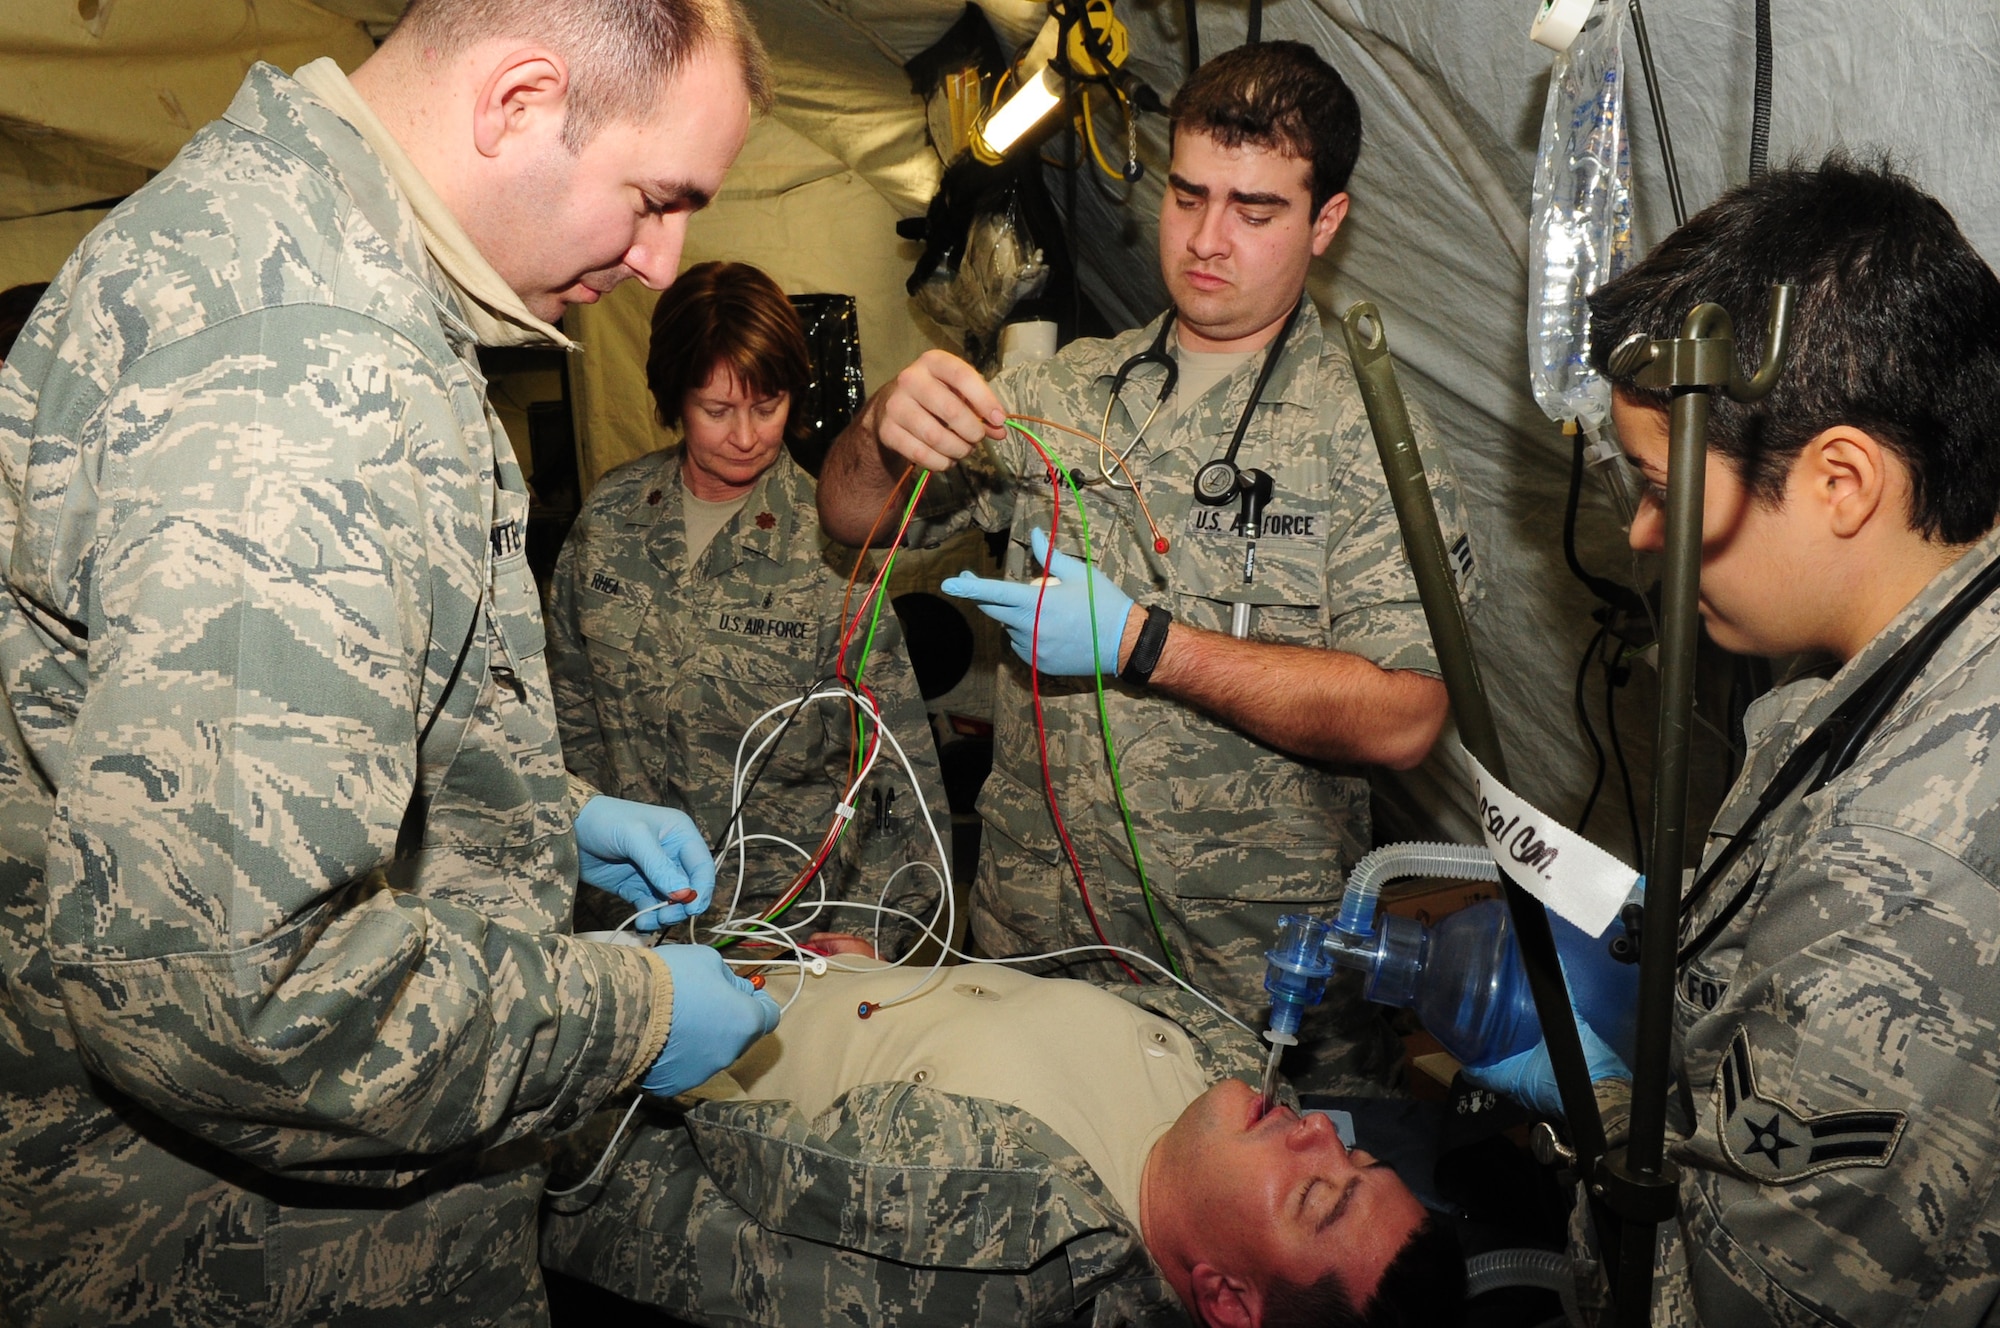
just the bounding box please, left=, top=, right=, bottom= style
left=1527, top=0, right=1634, bottom=431
left=1366, top=899, right=1638, bottom=1070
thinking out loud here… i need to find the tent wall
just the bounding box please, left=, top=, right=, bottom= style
left=0, top=209, right=109, bottom=292
left=0, top=1, right=373, bottom=220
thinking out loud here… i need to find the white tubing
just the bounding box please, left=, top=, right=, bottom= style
left=1335, top=841, right=1501, bottom=936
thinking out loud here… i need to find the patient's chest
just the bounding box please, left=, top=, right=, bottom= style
left=732, top=963, right=1210, bottom=1219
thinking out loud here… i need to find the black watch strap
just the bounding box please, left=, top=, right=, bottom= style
left=1122, top=605, right=1173, bottom=685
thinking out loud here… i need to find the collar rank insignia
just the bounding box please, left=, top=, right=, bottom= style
left=1714, top=1029, right=1906, bottom=1184
left=756, top=511, right=776, bottom=530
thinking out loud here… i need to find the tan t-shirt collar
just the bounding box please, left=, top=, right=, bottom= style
left=293, top=57, right=575, bottom=350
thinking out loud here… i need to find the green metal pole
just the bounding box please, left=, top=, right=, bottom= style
left=1340, top=305, right=1505, bottom=774
left=1341, top=302, right=1613, bottom=1178
left=1605, top=364, right=1710, bottom=1328
left=1604, top=287, right=1795, bottom=1327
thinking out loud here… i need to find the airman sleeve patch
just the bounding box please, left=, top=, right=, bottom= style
left=1713, top=1029, right=1906, bottom=1183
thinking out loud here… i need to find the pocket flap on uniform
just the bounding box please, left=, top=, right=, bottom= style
left=1150, top=825, right=1350, bottom=904
left=577, top=582, right=643, bottom=653
left=690, top=632, right=820, bottom=688
left=686, top=1084, right=1118, bottom=1270
left=973, top=764, right=1064, bottom=866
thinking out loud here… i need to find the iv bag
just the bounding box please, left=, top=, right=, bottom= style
left=1527, top=0, right=1633, bottom=432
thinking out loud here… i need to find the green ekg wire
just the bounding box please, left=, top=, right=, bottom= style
left=1006, top=421, right=1184, bottom=980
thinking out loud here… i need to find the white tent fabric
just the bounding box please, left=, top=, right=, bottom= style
left=7, top=0, right=2000, bottom=860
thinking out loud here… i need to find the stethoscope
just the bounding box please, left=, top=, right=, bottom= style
left=1671, top=547, right=2000, bottom=970
left=1095, top=301, right=1300, bottom=509
left=1091, top=301, right=1301, bottom=636
left=1095, top=314, right=1176, bottom=487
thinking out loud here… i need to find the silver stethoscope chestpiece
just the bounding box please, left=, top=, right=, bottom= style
left=1193, top=457, right=1241, bottom=505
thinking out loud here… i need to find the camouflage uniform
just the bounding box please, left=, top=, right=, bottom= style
left=919, top=304, right=1478, bottom=1083
left=1603, top=528, right=2000, bottom=1325
left=547, top=448, right=944, bottom=954
left=0, top=65, right=669, bottom=1325
left=541, top=981, right=1265, bottom=1327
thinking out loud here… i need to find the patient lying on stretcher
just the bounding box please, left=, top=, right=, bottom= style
left=541, top=961, right=1465, bottom=1328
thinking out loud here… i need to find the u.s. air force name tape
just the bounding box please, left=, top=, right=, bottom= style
left=1466, top=753, right=1638, bottom=937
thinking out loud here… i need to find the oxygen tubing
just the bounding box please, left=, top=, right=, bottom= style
left=1333, top=841, right=1502, bottom=939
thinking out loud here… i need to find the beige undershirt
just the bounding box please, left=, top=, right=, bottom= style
left=682, top=490, right=749, bottom=567
left=725, top=961, right=1210, bottom=1223
left=292, top=58, right=574, bottom=351
left=1169, top=346, right=1254, bottom=421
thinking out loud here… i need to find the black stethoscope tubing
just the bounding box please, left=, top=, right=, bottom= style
left=1194, top=304, right=1299, bottom=506
left=1107, top=311, right=1179, bottom=415
left=1675, top=548, right=2000, bottom=970
left=1104, top=301, right=1301, bottom=506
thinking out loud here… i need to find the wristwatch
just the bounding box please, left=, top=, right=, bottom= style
left=1122, top=605, right=1173, bottom=685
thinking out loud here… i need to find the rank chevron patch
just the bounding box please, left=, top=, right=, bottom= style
left=1713, top=1029, right=1907, bottom=1183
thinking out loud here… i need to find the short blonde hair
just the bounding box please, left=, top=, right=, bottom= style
left=396, top=0, right=772, bottom=150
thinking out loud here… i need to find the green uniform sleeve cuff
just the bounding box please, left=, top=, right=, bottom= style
left=566, top=771, right=601, bottom=821
left=540, top=936, right=675, bottom=1129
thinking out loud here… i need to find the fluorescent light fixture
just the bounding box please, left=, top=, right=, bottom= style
left=977, top=65, right=1062, bottom=158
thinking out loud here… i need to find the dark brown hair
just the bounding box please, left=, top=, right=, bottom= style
left=647, top=261, right=811, bottom=445
left=1168, top=40, right=1361, bottom=212
left=1590, top=152, right=2000, bottom=544
left=1261, top=1213, right=1465, bottom=1328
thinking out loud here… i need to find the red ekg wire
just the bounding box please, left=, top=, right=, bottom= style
left=1013, top=425, right=1141, bottom=984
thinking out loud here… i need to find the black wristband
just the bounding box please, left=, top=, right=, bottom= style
left=1122, top=605, right=1173, bottom=685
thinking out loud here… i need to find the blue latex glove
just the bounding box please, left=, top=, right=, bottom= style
left=641, top=945, right=782, bottom=1097
left=940, top=527, right=1135, bottom=677
left=573, top=796, right=717, bottom=932
left=1461, top=1017, right=1631, bottom=1117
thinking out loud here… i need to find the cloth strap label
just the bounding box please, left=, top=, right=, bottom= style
left=1466, top=753, right=1637, bottom=937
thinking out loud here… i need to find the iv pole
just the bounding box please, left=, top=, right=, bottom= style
left=1346, top=291, right=1794, bottom=1324
left=1342, top=302, right=1618, bottom=1258
left=1602, top=287, right=1794, bottom=1324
